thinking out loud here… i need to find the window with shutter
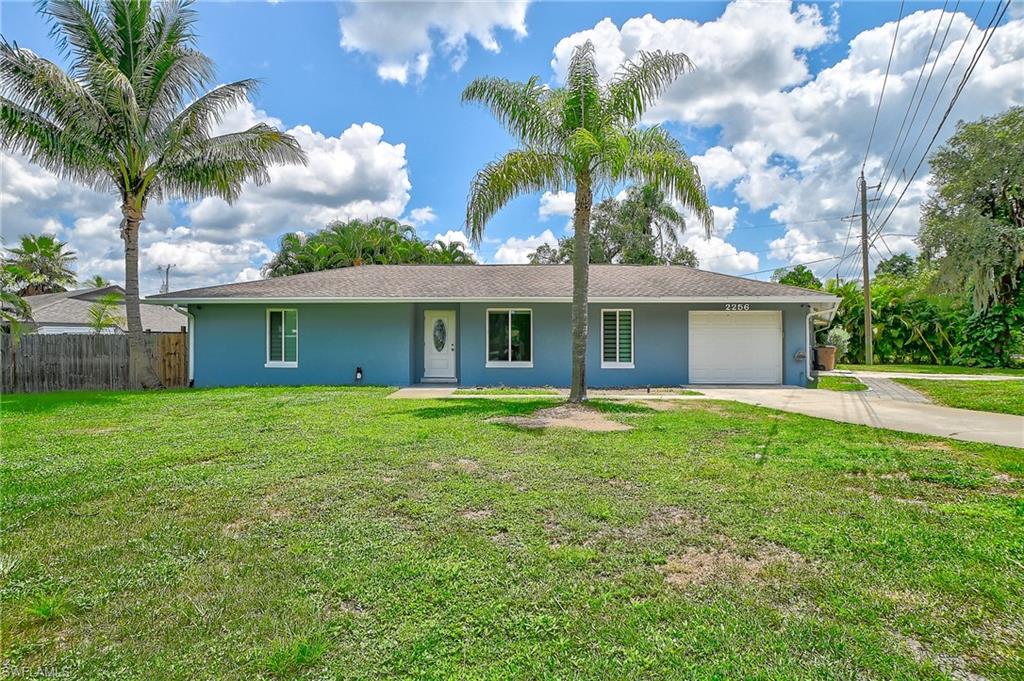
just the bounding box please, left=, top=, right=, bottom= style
left=601, top=309, right=633, bottom=368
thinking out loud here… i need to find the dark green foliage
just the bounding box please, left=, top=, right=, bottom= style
left=875, top=253, right=917, bottom=278
left=528, top=185, right=701, bottom=266
left=262, top=217, right=476, bottom=277
left=772, top=265, right=821, bottom=289
left=919, top=107, right=1024, bottom=311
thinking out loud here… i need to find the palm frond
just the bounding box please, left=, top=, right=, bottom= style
left=619, top=128, right=712, bottom=236
left=155, top=123, right=306, bottom=202
left=461, top=76, right=559, bottom=149
left=0, top=40, right=110, bottom=136
left=156, top=79, right=259, bottom=151
left=41, top=0, right=115, bottom=77
left=606, top=50, right=693, bottom=126
left=563, top=40, right=602, bottom=134
left=465, top=149, right=570, bottom=243
left=0, top=96, right=110, bottom=185
left=109, top=0, right=151, bottom=79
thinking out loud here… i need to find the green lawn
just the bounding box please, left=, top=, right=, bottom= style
left=817, top=375, right=868, bottom=392
left=3, top=387, right=1023, bottom=679
left=453, top=387, right=561, bottom=395
left=893, top=378, right=1024, bottom=416
left=838, top=363, right=1024, bottom=376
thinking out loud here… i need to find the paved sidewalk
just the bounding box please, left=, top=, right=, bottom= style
left=828, top=370, right=1024, bottom=381
left=856, top=376, right=931, bottom=403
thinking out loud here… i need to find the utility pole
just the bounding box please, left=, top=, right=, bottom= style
left=859, top=173, right=874, bottom=365
left=156, top=264, right=176, bottom=294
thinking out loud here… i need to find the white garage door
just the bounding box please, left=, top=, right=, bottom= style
left=689, top=311, right=783, bottom=384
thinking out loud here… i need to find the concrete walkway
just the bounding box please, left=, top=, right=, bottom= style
left=856, top=376, right=931, bottom=403
left=827, top=370, right=1024, bottom=381
left=696, top=387, right=1024, bottom=449
left=388, top=385, right=1024, bottom=448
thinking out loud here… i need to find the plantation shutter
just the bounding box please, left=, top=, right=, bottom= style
left=602, top=310, right=633, bottom=365
left=618, top=310, right=632, bottom=363
left=283, top=310, right=298, bottom=362
left=603, top=311, right=617, bottom=363
left=269, top=311, right=284, bottom=361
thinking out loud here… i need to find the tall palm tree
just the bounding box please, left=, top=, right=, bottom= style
left=0, top=0, right=305, bottom=387
left=6, top=234, right=78, bottom=295
left=463, top=41, right=712, bottom=402
left=620, top=184, right=690, bottom=263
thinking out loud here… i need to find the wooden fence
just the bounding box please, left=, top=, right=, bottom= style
left=0, top=331, right=188, bottom=393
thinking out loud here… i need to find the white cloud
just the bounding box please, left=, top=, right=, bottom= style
left=538, top=190, right=576, bottom=219
left=142, top=238, right=274, bottom=290
left=407, top=206, right=438, bottom=226
left=339, top=1, right=529, bottom=83
left=189, top=101, right=411, bottom=243
left=552, top=6, right=1024, bottom=275
left=684, top=234, right=759, bottom=275
left=709, top=206, right=738, bottom=237
left=492, top=229, right=557, bottom=264
left=430, top=229, right=476, bottom=256
left=691, top=146, right=745, bottom=188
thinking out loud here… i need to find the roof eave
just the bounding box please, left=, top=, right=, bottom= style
left=145, top=294, right=841, bottom=305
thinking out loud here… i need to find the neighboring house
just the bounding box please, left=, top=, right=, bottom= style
left=24, top=286, right=186, bottom=334
left=146, top=265, right=839, bottom=388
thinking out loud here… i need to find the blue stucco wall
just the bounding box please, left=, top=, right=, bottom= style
left=189, top=303, right=414, bottom=387
left=189, top=301, right=815, bottom=388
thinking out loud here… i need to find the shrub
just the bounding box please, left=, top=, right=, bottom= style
left=823, top=326, right=851, bottom=360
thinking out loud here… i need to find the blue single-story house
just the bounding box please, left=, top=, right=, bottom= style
left=146, top=264, right=839, bottom=388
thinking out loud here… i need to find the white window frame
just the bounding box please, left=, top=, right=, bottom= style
left=485, top=308, right=533, bottom=368
left=265, top=308, right=298, bottom=368
left=601, top=308, right=634, bottom=369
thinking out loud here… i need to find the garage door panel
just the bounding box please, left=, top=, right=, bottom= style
left=689, top=311, right=783, bottom=384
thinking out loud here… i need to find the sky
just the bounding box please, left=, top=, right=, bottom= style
left=1, top=0, right=1022, bottom=295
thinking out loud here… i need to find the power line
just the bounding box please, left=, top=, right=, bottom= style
left=872, top=1, right=956, bottom=207
left=862, top=0, right=906, bottom=171
left=740, top=256, right=840, bottom=278
left=872, top=0, right=1010, bottom=236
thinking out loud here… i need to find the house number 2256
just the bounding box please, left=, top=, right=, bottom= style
left=724, top=303, right=750, bottom=311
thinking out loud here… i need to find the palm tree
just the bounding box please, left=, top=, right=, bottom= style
left=82, top=274, right=111, bottom=288
left=6, top=234, right=77, bottom=295
left=1, top=263, right=33, bottom=333
left=429, top=240, right=475, bottom=264
left=87, top=291, right=125, bottom=333
left=0, top=0, right=305, bottom=387
left=619, top=184, right=690, bottom=263
left=463, top=41, right=712, bottom=402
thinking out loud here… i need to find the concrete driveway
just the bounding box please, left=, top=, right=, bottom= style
left=695, top=386, right=1024, bottom=449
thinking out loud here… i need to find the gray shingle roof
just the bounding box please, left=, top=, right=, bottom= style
left=146, top=265, right=836, bottom=303
left=26, top=287, right=186, bottom=332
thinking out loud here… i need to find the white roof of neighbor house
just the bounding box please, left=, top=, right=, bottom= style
left=146, top=264, right=838, bottom=305
left=25, top=286, right=187, bottom=332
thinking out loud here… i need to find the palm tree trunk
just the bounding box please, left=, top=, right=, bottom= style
left=122, top=202, right=163, bottom=389
left=568, top=176, right=593, bottom=403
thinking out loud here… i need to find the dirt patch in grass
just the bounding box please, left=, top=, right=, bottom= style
left=489, top=404, right=632, bottom=432
left=459, top=509, right=494, bottom=520
left=457, top=458, right=480, bottom=472
left=659, top=542, right=807, bottom=588
left=222, top=518, right=248, bottom=539
left=902, top=636, right=987, bottom=681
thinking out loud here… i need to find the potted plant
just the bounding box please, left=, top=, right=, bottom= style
left=816, top=326, right=850, bottom=372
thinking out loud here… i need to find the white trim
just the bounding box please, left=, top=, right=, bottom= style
left=484, top=308, right=534, bottom=368
left=600, top=308, right=635, bottom=369
left=147, top=295, right=840, bottom=305
left=265, top=308, right=298, bottom=367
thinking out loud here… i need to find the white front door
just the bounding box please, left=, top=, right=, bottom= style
left=689, top=310, right=783, bottom=384
left=423, top=310, right=456, bottom=380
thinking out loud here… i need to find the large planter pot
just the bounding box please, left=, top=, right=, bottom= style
left=815, top=345, right=837, bottom=372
